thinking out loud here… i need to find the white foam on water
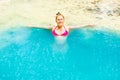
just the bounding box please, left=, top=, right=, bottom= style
left=0, top=28, right=31, bottom=49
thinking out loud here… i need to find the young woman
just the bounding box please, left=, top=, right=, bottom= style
left=52, top=12, right=94, bottom=37
left=52, top=12, right=69, bottom=36
left=28, top=12, right=94, bottom=37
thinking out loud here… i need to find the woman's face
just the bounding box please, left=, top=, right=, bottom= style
left=56, top=15, right=64, bottom=27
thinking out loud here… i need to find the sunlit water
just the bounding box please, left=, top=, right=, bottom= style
left=0, top=27, right=120, bottom=80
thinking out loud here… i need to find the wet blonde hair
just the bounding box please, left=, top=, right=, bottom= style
left=55, top=12, right=64, bottom=20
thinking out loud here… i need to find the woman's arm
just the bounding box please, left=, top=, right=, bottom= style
left=69, top=24, right=95, bottom=29
left=27, top=24, right=52, bottom=29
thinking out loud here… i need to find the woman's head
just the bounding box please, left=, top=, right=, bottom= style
left=55, top=12, right=65, bottom=27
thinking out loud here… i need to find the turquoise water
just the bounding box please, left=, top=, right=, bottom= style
left=0, top=27, right=120, bottom=80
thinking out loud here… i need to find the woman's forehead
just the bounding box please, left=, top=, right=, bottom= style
left=57, top=16, right=64, bottom=19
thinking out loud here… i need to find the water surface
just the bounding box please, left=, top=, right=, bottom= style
left=0, top=27, right=120, bottom=80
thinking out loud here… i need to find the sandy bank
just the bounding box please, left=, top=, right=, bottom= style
left=0, top=0, right=120, bottom=32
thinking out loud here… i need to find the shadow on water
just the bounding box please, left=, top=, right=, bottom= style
left=0, top=27, right=120, bottom=80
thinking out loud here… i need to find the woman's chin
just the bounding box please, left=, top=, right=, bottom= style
left=58, top=24, right=64, bottom=27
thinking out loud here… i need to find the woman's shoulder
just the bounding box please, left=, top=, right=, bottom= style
left=52, top=26, right=56, bottom=31
left=65, top=26, right=69, bottom=32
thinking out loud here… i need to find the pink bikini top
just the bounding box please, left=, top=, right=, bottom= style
left=52, top=26, right=69, bottom=36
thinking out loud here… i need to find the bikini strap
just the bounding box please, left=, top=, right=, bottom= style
left=52, top=26, right=57, bottom=31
